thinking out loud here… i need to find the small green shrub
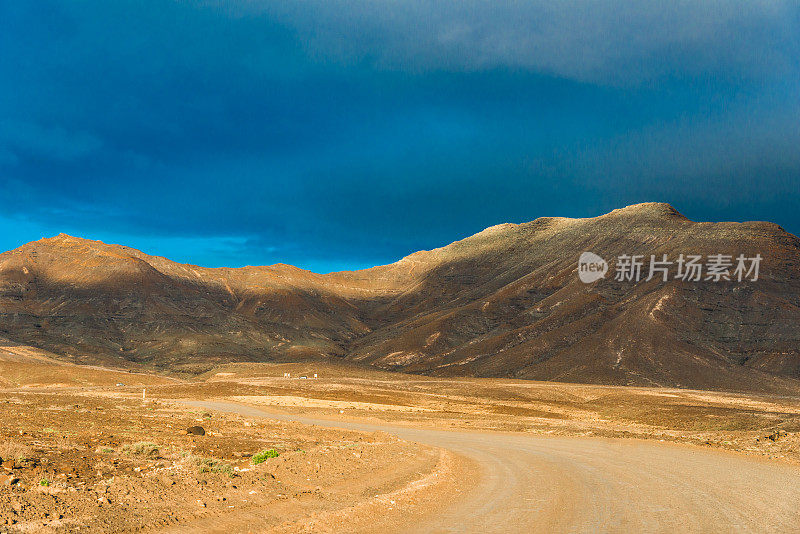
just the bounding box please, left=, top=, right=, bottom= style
left=195, top=457, right=234, bottom=476
left=252, top=449, right=279, bottom=464
left=40, top=478, right=50, bottom=487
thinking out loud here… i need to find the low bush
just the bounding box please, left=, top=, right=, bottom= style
left=195, top=457, right=234, bottom=476
left=252, top=449, right=279, bottom=464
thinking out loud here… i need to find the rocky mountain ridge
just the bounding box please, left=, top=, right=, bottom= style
left=2, top=202, right=799, bottom=392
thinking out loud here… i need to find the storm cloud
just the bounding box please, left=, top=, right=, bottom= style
left=1, top=1, right=798, bottom=271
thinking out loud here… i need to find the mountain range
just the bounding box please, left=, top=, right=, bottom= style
left=2, top=202, right=799, bottom=393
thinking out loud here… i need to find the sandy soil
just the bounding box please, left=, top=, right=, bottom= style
left=2, top=360, right=800, bottom=532
left=167, top=362, right=800, bottom=465
left=199, top=400, right=800, bottom=533
left=0, top=386, right=446, bottom=532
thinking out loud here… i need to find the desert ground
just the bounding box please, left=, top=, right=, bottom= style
left=2, top=357, right=800, bottom=532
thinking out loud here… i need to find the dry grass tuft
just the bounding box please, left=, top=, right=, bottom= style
left=122, top=441, right=160, bottom=458
left=0, top=439, right=34, bottom=462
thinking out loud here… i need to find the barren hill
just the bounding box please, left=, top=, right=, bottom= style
left=1, top=203, right=799, bottom=392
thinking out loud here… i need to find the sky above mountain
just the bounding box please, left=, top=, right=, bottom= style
left=1, top=1, right=799, bottom=272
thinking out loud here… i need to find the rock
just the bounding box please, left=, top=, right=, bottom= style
left=4, top=475, right=20, bottom=487
left=186, top=426, right=206, bottom=436
left=765, top=430, right=788, bottom=442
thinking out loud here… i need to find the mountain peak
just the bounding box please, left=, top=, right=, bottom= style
left=604, top=202, right=688, bottom=220
left=41, top=233, right=106, bottom=247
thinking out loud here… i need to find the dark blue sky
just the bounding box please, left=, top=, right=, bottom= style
left=1, top=1, right=799, bottom=272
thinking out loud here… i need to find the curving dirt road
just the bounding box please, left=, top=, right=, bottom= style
left=193, top=401, right=800, bottom=533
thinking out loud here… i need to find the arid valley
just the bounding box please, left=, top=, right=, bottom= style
left=3, top=204, right=800, bottom=532
left=2, top=355, right=800, bottom=532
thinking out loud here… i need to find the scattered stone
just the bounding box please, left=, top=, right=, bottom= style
left=765, top=430, right=788, bottom=442
left=5, top=475, right=20, bottom=487
left=186, top=426, right=206, bottom=436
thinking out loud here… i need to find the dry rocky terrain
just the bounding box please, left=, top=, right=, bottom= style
left=1, top=359, right=799, bottom=532
left=0, top=375, right=447, bottom=532
left=1, top=203, right=799, bottom=392
left=177, top=362, right=800, bottom=465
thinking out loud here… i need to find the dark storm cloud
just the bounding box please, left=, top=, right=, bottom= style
left=249, top=0, right=799, bottom=83
left=0, top=1, right=798, bottom=271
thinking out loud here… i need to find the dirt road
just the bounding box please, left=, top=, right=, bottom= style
left=193, top=400, right=800, bottom=533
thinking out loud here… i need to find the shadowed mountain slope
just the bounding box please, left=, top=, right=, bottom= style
left=1, top=203, right=799, bottom=392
